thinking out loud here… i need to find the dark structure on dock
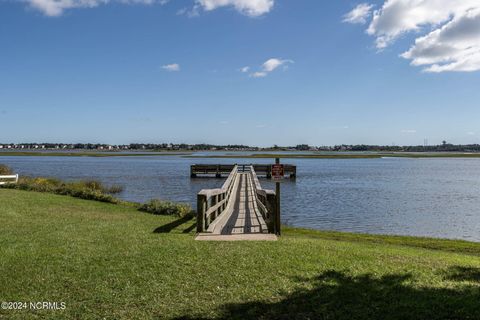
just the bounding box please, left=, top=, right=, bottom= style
left=190, top=164, right=296, bottom=179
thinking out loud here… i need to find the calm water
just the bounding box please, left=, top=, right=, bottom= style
left=1, top=154, right=480, bottom=242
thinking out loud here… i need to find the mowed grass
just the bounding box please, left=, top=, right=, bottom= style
left=1, top=189, right=480, bottom=320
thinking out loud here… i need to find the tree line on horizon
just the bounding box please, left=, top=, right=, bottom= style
left=1, top=141, right=480, bottom=152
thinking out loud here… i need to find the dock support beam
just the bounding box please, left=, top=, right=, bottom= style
left=190, top=165, right=197, bottom=178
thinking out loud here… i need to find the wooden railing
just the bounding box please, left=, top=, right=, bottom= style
left=191, top=164, right=296, bottom=179
left=248, top=166, right=277, bottom=233
left=197, top=165, right=239, bottom=232
left=0, top=174, right=19, bottom=186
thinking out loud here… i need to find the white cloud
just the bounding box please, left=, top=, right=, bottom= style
left=25, top=0, right=162, bottom=16
left=23, top=0, right=273, bottom=17
left=240, top=66, right=250, bottom=73
left=343, top=3, right=373, bottom=24
left=346, top=0, right=480, bottom=72
left=162, top=63, right=180, bottom=71
left=251, top=71, right=267, bottom=78
left=249, top=58, right=293, bottom=78
left=262, top=58, right=290, bottom=72
left=195, top=0, right=274, bottom=17
left=401, top=129, right=417, bottom=134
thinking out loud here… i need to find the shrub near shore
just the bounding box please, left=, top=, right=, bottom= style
left=0, top=164, right=13, bottom=175
left=0, top=164, right=193, bottom=218
left=139, top=199, right=193, bottom=218
left=2, top=176, right=123, bottom=204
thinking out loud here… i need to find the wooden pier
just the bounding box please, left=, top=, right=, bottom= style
left=190, top=164, right=296, bottom=179
left=195, top=165, right=279, bottom=241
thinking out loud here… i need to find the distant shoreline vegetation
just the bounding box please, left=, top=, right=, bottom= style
left=2, top=141, right=480, bottom=153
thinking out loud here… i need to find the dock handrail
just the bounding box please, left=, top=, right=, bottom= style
left=248, top=166, right=277, bottom=232
left=0, top=174, right=19, bottom=185
left=197, top=165, right=239, bottom=232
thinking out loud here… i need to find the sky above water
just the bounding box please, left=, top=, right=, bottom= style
left=1, top=0, right=480, bottom=147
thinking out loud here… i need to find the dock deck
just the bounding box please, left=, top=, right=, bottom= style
left=191, top=164, right=296, bottom=179
left=195, top=165, right=279, bottom=241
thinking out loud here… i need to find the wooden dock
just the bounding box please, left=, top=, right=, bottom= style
left=190, top=164, right=296, bottom=179
left=195, top=165, right=279, bottom=241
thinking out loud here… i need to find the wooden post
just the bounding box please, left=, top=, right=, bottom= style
left=197, top=193, right=207, bottom=233
left=190, top=165, right=197, bottom=178
left=290, top=166, right=297, bottom=179
left=212, top=194, right=217, bottom=219
left=265, top=191, right=276, bottom=233
left=275, top=158, right=281, bottom=236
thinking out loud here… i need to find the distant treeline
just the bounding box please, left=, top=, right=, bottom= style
left=1, top=142, right=480, bottom=152
left=330, top=142, right=480, bottom=152
left=0, top=142, right=258, bottom=151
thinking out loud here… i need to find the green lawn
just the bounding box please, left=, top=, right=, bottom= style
left=1, top=189, right=479, bottom=319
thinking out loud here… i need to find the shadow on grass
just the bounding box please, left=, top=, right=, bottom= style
left=444, top=266, right=480, bottom=282
left=175, top=267, right=480, bottom=320
left=153, top=215, right=194, bottom=234
left=182, top=222, right=196, bottom=234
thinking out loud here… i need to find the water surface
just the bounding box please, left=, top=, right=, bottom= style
left=1, top=154, right=479, bottom=241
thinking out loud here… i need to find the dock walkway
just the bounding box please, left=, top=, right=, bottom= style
left=195, top=165, right=279, bottom=241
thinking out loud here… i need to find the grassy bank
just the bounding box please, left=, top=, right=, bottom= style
left=1, top=190, right=479, bottom=319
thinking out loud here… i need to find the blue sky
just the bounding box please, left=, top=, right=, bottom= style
left=1, top=0, right=480, bottom=146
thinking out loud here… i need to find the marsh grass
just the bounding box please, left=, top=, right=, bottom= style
left=0, top=167, right=191, bottom=217
left=1, top=176, right=122, bottom=203
left=0, top=164, right=13, bottom=175
left=185, top=152, right=480, bottom=159
left=139, top=199, right=193, bottom=218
